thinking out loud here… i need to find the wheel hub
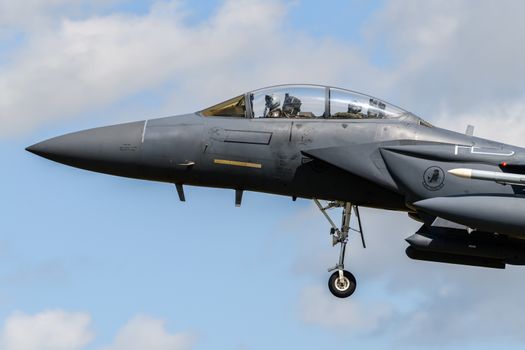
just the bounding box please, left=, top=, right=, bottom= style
left=334, top=276, right=350, bottom=291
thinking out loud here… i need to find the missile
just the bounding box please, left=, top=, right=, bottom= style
left=448, top=168, right=525, bottom=186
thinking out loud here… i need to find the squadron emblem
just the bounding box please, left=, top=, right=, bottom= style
left=423, top=166, right=445, bottom=191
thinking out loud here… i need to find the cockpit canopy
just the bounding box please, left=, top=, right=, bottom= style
left=201, top=84, right=428, bottom=124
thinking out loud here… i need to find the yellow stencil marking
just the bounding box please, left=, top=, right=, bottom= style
left=214, top=159, right=262, bottom=169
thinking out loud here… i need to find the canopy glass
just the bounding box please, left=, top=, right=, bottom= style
left=201, top=85, right=423, bottom=123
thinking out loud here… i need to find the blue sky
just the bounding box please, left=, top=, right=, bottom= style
left=3, top=1, right=525, bottom=349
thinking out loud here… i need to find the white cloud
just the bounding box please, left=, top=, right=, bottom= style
left=100, top=315, right=196, bottom=350
left=293, top=206, right=525, bottom=346
left=0, top=0, right=77, bottom=28
left=366, top=0, right=525, bottom=119
left=0, top=0, right=376, bottom=137
left=0, top=310, right=93, bottom=350
left=299, top=286, right=393, bottom=334
left=436, top=100, right=525, bottom=147
left=3, top=0, right=524, bottom=141
left=0, top=0, right=121, bottom=30
left=0, top=311, right=195, bottom=350
left=5, top=0, right=525, bottom=346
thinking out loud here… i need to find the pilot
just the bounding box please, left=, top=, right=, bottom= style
left=348, top=101, right=362, bottom=115
left=264, top=94, right=282, bottom=118
left=332, top=101, right=362, bottom=119
left=282, top=93, right=302, bottom=118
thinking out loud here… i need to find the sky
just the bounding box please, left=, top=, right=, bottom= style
left=2, top=0, right=525, bottom=349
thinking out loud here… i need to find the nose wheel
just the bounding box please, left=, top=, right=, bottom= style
left=328, top=270, right=356, bottom=298
left=314, top=199, right=365, bottom=298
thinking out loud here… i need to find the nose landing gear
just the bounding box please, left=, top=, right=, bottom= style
left=314, top=199, right=365, bottom=298
left=328, top=269, right=356, bottom=298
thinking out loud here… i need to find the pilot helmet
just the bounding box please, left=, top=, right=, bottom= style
left=265, top=94, right=281, bottom=110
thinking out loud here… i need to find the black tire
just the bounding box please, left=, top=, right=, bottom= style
left=328, top=270, right=356, bottom=298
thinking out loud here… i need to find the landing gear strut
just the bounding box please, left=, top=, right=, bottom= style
left=314, top=199, right=365, bottom=298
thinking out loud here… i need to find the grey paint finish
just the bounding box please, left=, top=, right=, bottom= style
left=25, top=84, right=525, bottom=272
left=224, top=130, right=272, bottom=145
left=414, top=196, right=525, bottom=236
left=27, top=121, right=145, bottom=178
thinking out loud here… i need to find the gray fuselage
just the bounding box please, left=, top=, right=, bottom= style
left=29, top=112, right=523, bottom=214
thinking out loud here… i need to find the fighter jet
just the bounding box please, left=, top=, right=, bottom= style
left=26, top=84, right=525, bottom=298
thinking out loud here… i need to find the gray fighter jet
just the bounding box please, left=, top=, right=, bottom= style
left=26, top=84, right=525, bottom=298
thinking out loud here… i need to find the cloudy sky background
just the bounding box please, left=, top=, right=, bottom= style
left=2, top=0, right=525, bottom=349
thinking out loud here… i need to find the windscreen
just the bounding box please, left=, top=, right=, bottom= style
left=201, top=94, right=246, bottom=117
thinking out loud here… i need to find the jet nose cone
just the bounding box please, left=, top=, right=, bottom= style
left=26, top=121, right=146, bottom=178
left=25, top=143, right=44, bottom=156
left=26, top=130, right=95, bottom=164
left=26, top=139, right=65, bottom=158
